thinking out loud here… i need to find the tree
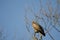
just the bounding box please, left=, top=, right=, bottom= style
left=25, top=0, right=60, bottom=40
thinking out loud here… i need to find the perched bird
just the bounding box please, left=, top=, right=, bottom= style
left=32, top=21, right=45, bottom=36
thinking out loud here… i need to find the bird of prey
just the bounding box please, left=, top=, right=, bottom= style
left=32, top=21, right=45, bottom=36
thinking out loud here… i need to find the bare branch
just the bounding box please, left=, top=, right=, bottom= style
left=52, top=25, right=60, bottom=32
left=48, top=32, right=55, bottom=40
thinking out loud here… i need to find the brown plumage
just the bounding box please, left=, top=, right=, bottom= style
left=32, top=21, right=45, bottom=36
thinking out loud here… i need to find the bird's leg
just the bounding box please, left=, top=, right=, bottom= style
left=39, top=33, right=42, bottom=40
left=34, top=32, right=36, bottom=37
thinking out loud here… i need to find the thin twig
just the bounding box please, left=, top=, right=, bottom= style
left=48, top=32, right=55, bottom=40
left=52, top=25, right=60, bottom=32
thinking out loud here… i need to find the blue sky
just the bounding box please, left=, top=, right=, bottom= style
left=0, top=0, right=27, bottom=40
left=0, top=0, right=60, bottom=40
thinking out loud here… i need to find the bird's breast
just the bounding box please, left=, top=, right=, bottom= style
left=32, top=23, right=40, bottom=30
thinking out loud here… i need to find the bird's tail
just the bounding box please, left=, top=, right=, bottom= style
left=43, top=32, right=45, bottom=36
left=40, top=32, right=45, bottom=36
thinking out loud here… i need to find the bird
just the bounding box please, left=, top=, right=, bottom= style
left=32, top=21, right=45, bottom=36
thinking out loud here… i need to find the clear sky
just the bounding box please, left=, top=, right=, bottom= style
left=0, top=0, right=60, bottom=40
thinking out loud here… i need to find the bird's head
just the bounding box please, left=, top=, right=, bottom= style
left=32, top=21, right=36, bottom=24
